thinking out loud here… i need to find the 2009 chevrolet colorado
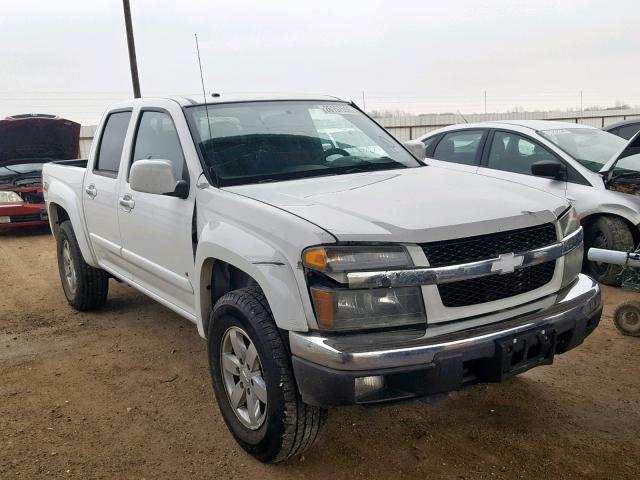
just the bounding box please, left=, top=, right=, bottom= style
left=43, top=95, right=602, bottom=463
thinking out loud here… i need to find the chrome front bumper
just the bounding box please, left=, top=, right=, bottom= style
left=290, top=273, right=600, bottom=372
left=290, top=274, right=601, bottom=406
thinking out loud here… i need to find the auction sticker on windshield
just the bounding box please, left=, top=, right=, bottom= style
left=320, top=104, right=356, bottom=114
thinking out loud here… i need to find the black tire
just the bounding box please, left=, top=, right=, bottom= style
left=208, top=286, right=327, bottom=463
left=56, top=220, right=109, bottom=310
left=613, top=300, right=640, bottom=337
left=584, top=216, right=635, bottom=285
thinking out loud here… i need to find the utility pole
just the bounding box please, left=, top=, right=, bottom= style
left=580, top=90, right=583, bottom=117
left=484, top=90, right=487, bottom=115
left=122, top=0, right=141, bottom=98
left=361, top=91, right=366, bottom=112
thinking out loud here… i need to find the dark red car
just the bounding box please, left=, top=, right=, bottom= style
left=0, top=114, right=80, bottom=230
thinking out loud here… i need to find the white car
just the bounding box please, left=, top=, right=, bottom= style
left=413, top=121, right=640, bottom=284
left=43, top=97, right=600, bottom=462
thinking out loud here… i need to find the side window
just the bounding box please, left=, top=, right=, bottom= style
left=421, top=135, right=438, bottom=150
left=95, top=111, right=132, bottom=175
left=619, top=124, right=640, bottom=140
left=432, top=130, right=484, bottom=166
left=487, top=131, right=556, bottom=176
left=131, top=111, right=187, bottom=181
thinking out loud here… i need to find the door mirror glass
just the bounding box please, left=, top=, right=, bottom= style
left=403, top=140, right=426, bottom=159
left=130, top=159, right=180, bottom=195
left=531, top=160, right=567, bottom=180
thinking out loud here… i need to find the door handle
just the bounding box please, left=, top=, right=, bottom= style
left=85, top=184, right=97, bottom=198
left=119, top=194, right=135, bottom=211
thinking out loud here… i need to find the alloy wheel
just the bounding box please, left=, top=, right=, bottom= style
left=220, top=326, right=268, bottom=430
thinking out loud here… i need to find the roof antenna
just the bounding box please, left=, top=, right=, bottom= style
left=194, top=33, right=220, bottom=185
left=194, top=33, right=213, bottom=139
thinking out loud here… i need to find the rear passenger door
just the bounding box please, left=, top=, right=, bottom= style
left=83, top=110, right=132, bottom=277
left=477, top=130, right=568, bottom=199
left=425, top=129, right=487, bottom=173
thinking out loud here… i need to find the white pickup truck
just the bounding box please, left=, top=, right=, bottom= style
left=43, top=95, right=602, bottom=463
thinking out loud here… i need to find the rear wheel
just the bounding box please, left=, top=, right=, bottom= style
left=613, top=300, right=640, bottom=337
left=208, top=286, right=327, bottom=463
left=584, top=216, right=635, bottom=285
left=57, top=221, right=109, bottom=310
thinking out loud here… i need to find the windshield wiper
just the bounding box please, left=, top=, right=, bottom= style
left=333, top=162, right=406, bottom=175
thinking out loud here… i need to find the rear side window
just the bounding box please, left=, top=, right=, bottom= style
left=433, top=130, right=484, bottom=166
left=131, top=111, right=187, bottom=180
left=95, top=111, right=132, bottom=175
left=487, top=131, right=556, bottom=175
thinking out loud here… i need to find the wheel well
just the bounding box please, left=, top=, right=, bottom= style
left=581, top=213, right=640, bottom=246
left=48, top=203, right=70, bottom=239
left=200, top=259, right=259, bottom=337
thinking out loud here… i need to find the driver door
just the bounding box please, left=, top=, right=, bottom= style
left=477, top=130, right=568, bottom=199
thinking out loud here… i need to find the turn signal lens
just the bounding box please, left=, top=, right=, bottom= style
left=303, top=247, right=330, bottom=271
left=302, top=246, right=412, bottom=272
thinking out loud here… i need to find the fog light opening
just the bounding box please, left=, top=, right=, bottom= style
left=355, top=375, right=385, bottom=401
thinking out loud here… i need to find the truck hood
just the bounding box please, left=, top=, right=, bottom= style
left=225, top=166, right=569, bottom=242
left=0, top=115, right=80, bottom=165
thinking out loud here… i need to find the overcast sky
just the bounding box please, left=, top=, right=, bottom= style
left=1, top=0, right=638, bottom=124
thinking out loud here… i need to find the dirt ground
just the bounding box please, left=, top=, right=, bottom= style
left=1, top=228, right=638, bottom=480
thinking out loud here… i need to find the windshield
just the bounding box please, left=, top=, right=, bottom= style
left=0, top=162, right=44, bottom=187
left=538, top=128, right=626, bottom=172
left=185, top=101, right=421, bottom=186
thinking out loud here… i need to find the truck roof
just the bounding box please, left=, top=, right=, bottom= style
left=108, top=94, right=347, bottom=110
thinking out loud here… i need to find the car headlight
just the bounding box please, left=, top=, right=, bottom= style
left=303, top=245, right=425, bottom=330
left=310, top=286, right=426, bottom=331
left=558, top=207, right=583, bottom=288
left=558, top=207, right=580, bottom=237
left=302, top=245, right=412, bottom=272
left=0, top=191, right=23, bottom=203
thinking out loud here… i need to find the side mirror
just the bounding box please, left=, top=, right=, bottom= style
left=403, top=140, right=426, bottom=159
left=130, top=159, right=185, bottom=196
left=531, top=160, right=567, bottom=181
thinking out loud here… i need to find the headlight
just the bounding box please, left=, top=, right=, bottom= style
left=0, top=191, right=23, bottom=203
left=310, top=286, right=426, bottom=331
left=558, top=207, right=583, bottom=288
left=561, top=241, right=583, bottom=288
left=558, top=207, right=580, bottom=237
left=302, top=245, right=412, bottom=272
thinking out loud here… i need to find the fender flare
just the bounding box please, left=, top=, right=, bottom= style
left=579, top=204, right=640, bottom=232
left=47, top=182, right=98, bottom=267
left=194, top=221, right=312, bottom=338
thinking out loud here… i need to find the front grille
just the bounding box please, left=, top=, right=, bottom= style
left=421, top=223, right=557, bottom=268
left=438, top=261, right=556, bottom=307
left=10, top=214, right=42, bottom=223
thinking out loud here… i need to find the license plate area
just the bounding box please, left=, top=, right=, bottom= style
left=494, top=327, right=556, bottom=380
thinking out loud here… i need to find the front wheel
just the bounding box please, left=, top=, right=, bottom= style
left=584, top=216, right=635, bottom=285
left=56, top=221, right=109, bottom=310
left=208, top=287, right=326, bottom=463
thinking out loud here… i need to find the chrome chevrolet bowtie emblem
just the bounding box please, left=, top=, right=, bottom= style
left=491, top=252, right=524, bottom=275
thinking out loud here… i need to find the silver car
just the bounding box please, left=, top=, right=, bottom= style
left=413, top=120, right=640, bottom=285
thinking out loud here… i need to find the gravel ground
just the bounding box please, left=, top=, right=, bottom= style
left=1, top=228, right=639, bottom=479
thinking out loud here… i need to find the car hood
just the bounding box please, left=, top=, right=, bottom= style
left=600, top=129, right=640, bottom=176
left=224, top=166, right=569, bottom=242
left=0, top=115, right=80, bottom=165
